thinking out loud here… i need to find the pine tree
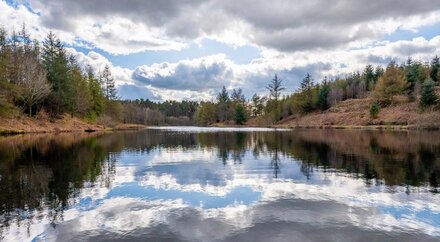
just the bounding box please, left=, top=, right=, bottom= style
left=101, top=64, right=117, bottom=100
left=217, top=86, right=230, bottom=103
left=419, top=79, right=437, bottom=110
left=231, top=88, right=245, bottom=104
left=363, top=64, right=375, bottom=91
left=404, top=57, right=421, bottom=97
left=251, top=93, right=265, bottom=117
left=234, top=104, right=247, bottom=125
left=430, top=56, right=440, bottom=83
left=42, top=32, right=73, bottom=115
left=298, top=73, right=316, bottom=112
left=266, top=74, right=285, bottom=102
left=316, top=79, right=330, bottom=111
left=87, top=67, right=105, bottom=118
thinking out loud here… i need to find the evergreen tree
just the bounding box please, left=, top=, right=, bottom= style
left=251, top=93, right=265, bottom=117
left=234, top=104, right=247, bottom=125
left=298, top=73, right=316, bottom=112
left=404, top=57, right=421, bottom=97
left=216, top=86, right=231, bottom=122
left=430, top=56, right=440, bottom=83
left=316, top=79, right=330, bottom=111
left=363, top=64, right=375, bottom=91
left=101, top=64, right=117, bottom=100
left=42, top=32, right=73, bottom=115
left=217, top=86, right=230, bottom=103
left=87, top=67, right=105, bottom=118
left=419, top=79, right=437, bottom=109
left=266, top=74, right=285, bottom=102
left=231, top=88, right=245, bottom=104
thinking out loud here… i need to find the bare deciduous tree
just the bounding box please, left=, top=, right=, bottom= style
left=19, top=57, right=51, bottom=116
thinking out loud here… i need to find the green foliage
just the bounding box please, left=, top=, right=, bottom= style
left=87, top=68, right=105, bottom=117
left=370, top=102, right=380, bottom=119
left=431, top=56, right=440, bottom=83
left=266, top=74, right=285, bottom=102
left=251, top=93, right=265, bottom=117
left=217, top=86, right=230, bottom=103
left=363, top=64, right=375, bottom=91
left=296, top=73, right=317, bottom=113
left=375, top=61, right=406, bottom=104
left=234, top=104, right=247, bottom=125
left=419, top=79, right=438, bottom=110
left=196, top=102, right=216, bottom=125
left=100, top=64, right=118, bottom=100
left=316, top=80, right=330, bottom=111
left=404, top=58, right=420, bottom=97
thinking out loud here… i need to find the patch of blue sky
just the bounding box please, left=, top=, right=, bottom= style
left=69, top=38, right=261, bottom=69
left=382, top=22, right=440, bottom=42
left=106, top=182, right=261, bottom=209
left=5, top=0, right=39, bottom=15
left=379, top=205, right=440, bottom=228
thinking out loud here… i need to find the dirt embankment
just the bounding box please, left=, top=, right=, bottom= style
left=276, top=97, right=440, bottom=129
left=0, top=115, right=147, bottom=135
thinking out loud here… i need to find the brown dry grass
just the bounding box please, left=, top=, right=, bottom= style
left=0, top=114, right=106, bottom=134
left=276, top=96, right=440, bottom=129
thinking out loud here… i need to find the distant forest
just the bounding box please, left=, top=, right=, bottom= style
left=1, top=25, right=439, bottom=126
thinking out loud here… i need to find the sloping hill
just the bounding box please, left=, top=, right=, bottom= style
left=277, top=97, right=440, bottom=129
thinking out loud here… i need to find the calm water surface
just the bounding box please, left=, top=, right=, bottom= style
left=0, top=127, right=440, bottom=241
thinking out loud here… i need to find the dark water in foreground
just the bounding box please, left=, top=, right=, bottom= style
left=0, top=127, right=440, bottom=241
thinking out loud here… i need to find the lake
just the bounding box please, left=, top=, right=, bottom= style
left=0, top=127, right=439, bottom=241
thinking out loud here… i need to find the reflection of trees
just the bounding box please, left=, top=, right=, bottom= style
left=0, top=133, right=118, bottom=235
left=1, top=128, right=440, bottom=237
left=192, top=129, right=440, bottom=188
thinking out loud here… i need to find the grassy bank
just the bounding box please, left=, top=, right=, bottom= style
left=0, top=115, right=147, bottom=135
left=273, top=97, right=440, bottom=130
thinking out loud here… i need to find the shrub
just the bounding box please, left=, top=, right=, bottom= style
left=370, top=102, right=380, bottom=119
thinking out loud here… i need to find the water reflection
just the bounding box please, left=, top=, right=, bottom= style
left=0, top=128, right=439, bottom=241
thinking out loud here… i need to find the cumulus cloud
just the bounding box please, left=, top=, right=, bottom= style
left=3, top=0, right=440, bottom=101
left=133, top=55, right=234, bottom=91
left=21, top=0, right=440, bottom=53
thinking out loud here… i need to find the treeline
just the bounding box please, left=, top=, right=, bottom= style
left=121, top=99, right=198, bottom=125
left=196, top=56, right=440, bottom=125
left=0, top=25, right=198, bottom=126
left=0, top=25, right=122, bottom=123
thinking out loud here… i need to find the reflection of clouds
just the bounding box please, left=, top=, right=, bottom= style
left=32, top=196, right=440, bottom=242
left=148, top=126, right=291, bottom=132
left=149, top=148, right=216, bottom=164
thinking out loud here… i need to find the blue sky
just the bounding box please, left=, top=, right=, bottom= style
left=2, top=0, right=440, bottom=101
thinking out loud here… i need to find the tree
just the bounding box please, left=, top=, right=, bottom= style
left=419, top=79, right=437, bottom=110
left=100, top=64, right=118, bottom=100
left=430, top=56, right=440, bottom=83
left=405, top=57, right=422, bottom=97
left=86, top=67, right=105, bottom=118
left=216, top=86, right=232, bottom=122
left=363, top=64, right=375, bottom=91
left=68, top=57, right=91, bottom=116
left=316, top=79, right=330, bottom=111
left=234, top=104, right=247, bottom=125
left=231, top=88, right=245, bottom=104
left=375, top=61, right=406, bottom=104
left=251, top=93, right=265, bottom=117
left=297, top=73, right=316, bottom=113
left=370, top=102, right=380, bottom=119
left=266, top=74, right=285, bottom=102
left=196, top=101, right=216, bottom=125
left=217, top=86, right=230, bottom=103
left=19, top=55, right=51, bottom=116
left=42, top=32, right=73, bottom=115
